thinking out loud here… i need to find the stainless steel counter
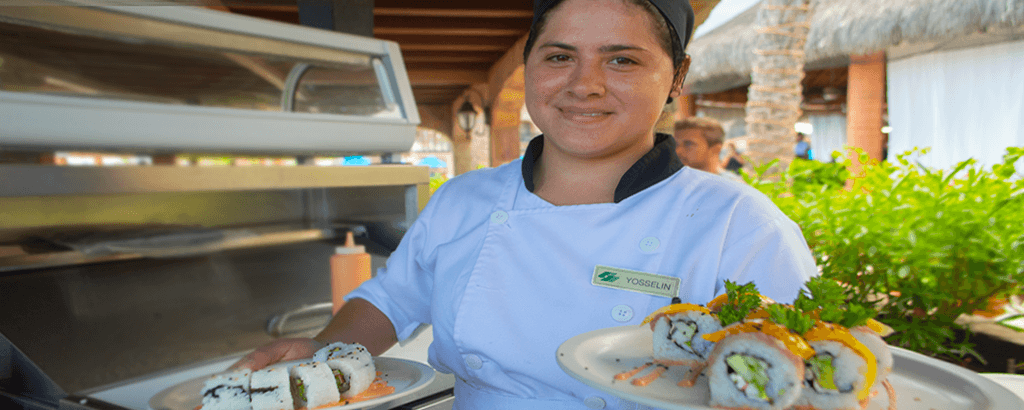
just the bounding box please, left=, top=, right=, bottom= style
left=0, top=242, right=382, bottom=393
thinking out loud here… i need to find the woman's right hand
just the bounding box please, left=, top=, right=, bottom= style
left=228, top=338, right=325, bottom=371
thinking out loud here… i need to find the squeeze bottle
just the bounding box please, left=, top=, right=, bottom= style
left=330, top=231, right=372, bottom=315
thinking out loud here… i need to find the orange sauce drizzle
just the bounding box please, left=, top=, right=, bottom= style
left=676, top=363, right=705, bottom=388
left=630, top=365, right=667, bottom=387
left=614, top=362, right=652, bottom=380
left=295, top=372, right=398, bottom=410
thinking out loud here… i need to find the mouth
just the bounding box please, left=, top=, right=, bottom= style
left=558, top=108, right=613, bottom=121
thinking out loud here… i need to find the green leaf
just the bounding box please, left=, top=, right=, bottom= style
left=767, top=304, right=815, bottom=334
left=718, top=281, right=763, bottom=327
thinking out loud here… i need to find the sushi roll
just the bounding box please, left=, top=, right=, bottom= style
left=289, top=362, right=341, bottom=409
left=250, top=367, right=293, bottom=410
left=703, top=323, right=812, bottom=410
left=315, top=343, right=376, bottom=399
left=793, top=340, right=871, bottom=410
left=645, top=304, right=722, bottom=365
left=792, top=321, right=878, bottom=409
left=201, top=369, right=252, bottom=410
left=850, top=325, right=893, bottom=388
left=313, top=342, right=373, bottom=368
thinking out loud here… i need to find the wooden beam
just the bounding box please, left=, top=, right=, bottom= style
left=375, top=8, right=533, bottom=18
left=374, top=27, right=525, bottom=36
left=400, top=44, right=508, bottom=52
left=405, top=62, right=494, bottom=71
left=377, top=35, right=520, bottom=47
left=408, top=69, right=488, bottom=85
left=403, top=56, right=498, bottom=63
left=227, top=6, right=532, bottom=18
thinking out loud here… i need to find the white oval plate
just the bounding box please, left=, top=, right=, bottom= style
left=149, top=357, right=435, bottom=410
left=980, top=373, right=1024, bottom=401
left=556, top=325, right=1024, bottom=410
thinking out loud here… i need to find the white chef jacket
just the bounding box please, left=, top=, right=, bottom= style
left=346, top=135, right=817, bottom=409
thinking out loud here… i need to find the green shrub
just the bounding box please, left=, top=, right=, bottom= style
left=429, top=173, right=449, bottom=195
left=748, top=147, right=1024, bottom=362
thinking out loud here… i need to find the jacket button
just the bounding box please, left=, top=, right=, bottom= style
left=639, top=236, right=660, bottom=253
left=611, top=305, right=633, bottom=322
left=490, top=210, right=509, bottom=224
left=584, top=396, right=606, bottom=409
left=465, top=354, right=483, bottom=369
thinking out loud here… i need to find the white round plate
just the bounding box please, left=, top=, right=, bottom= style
left=149, top=357, right=435, bottom=410
left=980, top=373, right=1024, bottom=401
left=556, top=325, right=1024, bottom=410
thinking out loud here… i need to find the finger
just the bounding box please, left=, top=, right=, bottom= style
left=228, top=346, right=283, bottom=371
left=227, top=354, right=254, bottom=371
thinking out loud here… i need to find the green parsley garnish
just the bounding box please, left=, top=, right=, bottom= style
left=718, top=281, right=763, bottom=327
left=796, top=277, right=878, bottom=328
left=766, top=303, right=815, bottom=334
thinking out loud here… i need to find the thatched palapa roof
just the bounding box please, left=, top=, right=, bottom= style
left=685, top=0, right=1024, bottom=94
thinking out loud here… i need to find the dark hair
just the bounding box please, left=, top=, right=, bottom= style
left=522, top=0, right=686, bottom=83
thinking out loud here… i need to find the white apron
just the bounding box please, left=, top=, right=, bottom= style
left=450, top=169, right=687, bottom=410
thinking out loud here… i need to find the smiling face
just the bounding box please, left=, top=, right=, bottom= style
left=523, top=0, right=683, bottom=162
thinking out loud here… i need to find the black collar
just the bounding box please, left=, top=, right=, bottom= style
left=521, top=133, right=684, bottom=203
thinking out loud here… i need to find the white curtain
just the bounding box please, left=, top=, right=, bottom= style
left=808, top=113, right=847, bottom=162
left=887, top=39, right=1024, bottom=169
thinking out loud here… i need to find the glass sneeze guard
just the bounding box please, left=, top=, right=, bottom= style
left=0, top=2, right=418, bottom=154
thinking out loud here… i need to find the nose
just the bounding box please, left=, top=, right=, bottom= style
left=567, top=59, right=606, bottom=99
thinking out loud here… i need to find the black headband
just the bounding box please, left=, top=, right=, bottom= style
left=530, top=0, right=695, bottom=50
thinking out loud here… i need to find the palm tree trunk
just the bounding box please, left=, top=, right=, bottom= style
left=743, top=0, right=813, bottom=172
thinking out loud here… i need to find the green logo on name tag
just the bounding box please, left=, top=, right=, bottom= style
left=592, top=265, right=680, bottom=298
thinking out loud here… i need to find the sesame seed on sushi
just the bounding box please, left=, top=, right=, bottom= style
left=289, top=362, right=340, bottom=409
left=315, top=342, right=376, bottom=399
left=201, top=369, right=252, bottom=410
left=250, top=367, right=292, bottom=410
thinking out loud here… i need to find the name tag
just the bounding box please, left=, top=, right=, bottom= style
left=592, top=265, right=680, bottom=298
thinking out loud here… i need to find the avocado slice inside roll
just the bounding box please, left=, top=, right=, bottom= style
left=725, top=354, right=771, bottom=402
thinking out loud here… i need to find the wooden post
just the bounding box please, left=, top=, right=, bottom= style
left=676, top=88, right=696, bottom=120
left=489, top=69, right=525, bottom=168
left=152, top=154, right=177, bottom=165
left=845, top=51, right=886, bottom=175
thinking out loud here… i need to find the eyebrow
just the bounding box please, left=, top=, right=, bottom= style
left=538, top=42, right=648, bottom=53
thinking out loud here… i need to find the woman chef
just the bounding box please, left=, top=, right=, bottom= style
left=234, top=0, right=817, bottom=408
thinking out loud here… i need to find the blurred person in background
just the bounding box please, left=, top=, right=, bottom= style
left=722, top=142, right=746, bottom=176
left=795, top=132, right=811, bottom=160
left=673, top=117, right=742, bottom=182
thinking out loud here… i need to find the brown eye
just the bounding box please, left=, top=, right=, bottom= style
left=610, top=57, right=637, bottom=65
left=547, top=54, right=572, bottom=63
